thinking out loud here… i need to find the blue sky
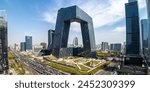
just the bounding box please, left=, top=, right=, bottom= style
left=0, top=0, right=148, bottom=46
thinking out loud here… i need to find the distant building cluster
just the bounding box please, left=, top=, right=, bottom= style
left=18, top=36, right=48, bottom=56
left=11, top=32, right=52, bottom=57
left=19, top=36, right=32, bottom=52
left=96, top=42, right=124, bottom=53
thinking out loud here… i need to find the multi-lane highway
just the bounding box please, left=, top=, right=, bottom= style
left=11, top=50, right=67, bottom=75
left=19, top=57, right=66, bottom=75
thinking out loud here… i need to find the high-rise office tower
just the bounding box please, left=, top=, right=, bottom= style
left=48, top=29, right=55, bottom=51
left=141, top=19, right=148, bottom=55
left=20, top=42, right=26, bottom=51
left=114, top=44, right=122, bottom=52
left=125, top=0, right=140, bottom=55
left=101, top=42, right=109, bottom=51
left=110, top=43, right=122, bottom=52
left=73, top=37, right=78, bottom=47
left=146, top=0, right=150, bottom=55
left=0, top=12, right=8, bottom=73
left=125, top=0, right=142, bottom=66
left=118, top=0, right=148, bottom=74
left=25, top=36, right=32, bottom=51
left=110, top=44, right=114, bottom=51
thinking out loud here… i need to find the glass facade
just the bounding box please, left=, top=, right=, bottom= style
left=25, top=36, right=32, bottom=51
left=48, top=29, right=55, bottom=51
left=101, top=42, right=109, bottom=51
left=0, top=16, right=8, bottom=72
left=110, top=44, right=122, bottom=52
left=129, top=0, right=137, bottom=3
left=125, top=1, right=140, bottom=55
left=124, top=1, right=144, bottom=66
left=141, top=19, right=148, bottom=55
left=20, top=42, right=26, bottom=51
left=147, top=0, right=150, bottom=55
left=52, top=5, right=96, bottom=58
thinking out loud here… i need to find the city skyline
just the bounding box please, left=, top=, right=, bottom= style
left=0, top=0, right=147, bottom=46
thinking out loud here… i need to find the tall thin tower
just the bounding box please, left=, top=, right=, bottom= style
left=125, top=0, right=143, bottom=66
left=0, top=10, right=8, bottom=74
left=146, top=0, right=150, bottom=55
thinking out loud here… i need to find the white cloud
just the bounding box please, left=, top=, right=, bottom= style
left=41, top=0, right=129, bottom=28
left=41, top=0, right=146, bottom=43
left=42, top=10, right=56, bottom=24
left=113, top=26, right=126, bottom=33
left=79, top=0, right=128, bottom=28
left=42, top=0, right=146, bottom=28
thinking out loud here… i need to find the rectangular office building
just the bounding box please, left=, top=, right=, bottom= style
left=141, top=19, right=148, bottom=55
left=25, top=36, right=32, bottom=51
left=125, top=0, right=140, bottom=56
left=125, top=0, right=143, bottom=66
left=20, top=42, right=26, bottom=51
left=146, top=0, right=150, bottom=55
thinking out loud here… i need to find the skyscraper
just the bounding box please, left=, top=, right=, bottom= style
left=125, top=0, right=140, bottom=55
left=125, top=0, right=143, bottom=66
left=73, top=37, right=78, bottom=47
left=101, top=42, right=109, bottom=51
left=48, top=29, right=55, bottom=51
left=110, top=43, right=122, bottom=53
left=25, top=36, right=32, bottom=51
left=146, top=0, right=150, bottom=55
left=141, top=19, right=148, bottom=55
left=20, top=42, right=26, bottom=51
left=110, top=44, right=114, bottom=51
left=0, top=12, right=8, bottom=73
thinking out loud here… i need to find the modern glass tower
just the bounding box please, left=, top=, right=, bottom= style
left=125, top=0, right=140, bottom=55
left=141, top=19, right=148, bottom=55
left=0, top=13, right=8, bottom=73
left=48, top=29, right=55, bottom=51
left=25, top=36, right=32, bottom=51
left=146, top=0, right=150, bottom=55
left=110, top=43, right=122, bottom=52
left=125, top=0, right=143, bottom=66
left=101, top=42, right=109, bottom=51
left=20, top=42, right=26, bottom=51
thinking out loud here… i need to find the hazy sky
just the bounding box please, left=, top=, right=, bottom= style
left=0, top=0, right=147, bottom=46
